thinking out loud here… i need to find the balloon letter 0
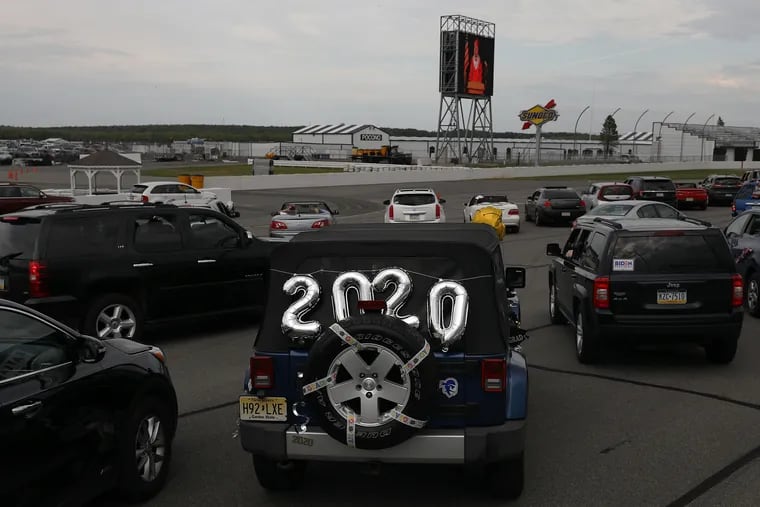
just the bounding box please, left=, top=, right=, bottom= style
left=372, top=268, right=419, bottom=328
left=281, top=275, right=322, bottom=338
left=428, top=281, right=469, bottom=348
left=332, top=272, right=373, bottom=321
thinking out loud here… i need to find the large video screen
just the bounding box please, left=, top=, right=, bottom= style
left=457, top=33, right=494, bottom=97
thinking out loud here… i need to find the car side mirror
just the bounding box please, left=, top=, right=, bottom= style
left=242, top=230, right=253, bottom=246
left=527, top=196, right=532, bottom=201
left=505, top=267, right=526, bottom=289
left=270, top=211, right=278, bottom=217
left=383, top=199, right=391, bottom=205
left=439, top=198, right=446, bottom=204
left=39, top=192, right=46, bottom=198
left=333, top=209, right=339, bottom=215
left=546, top=243, right=562, bottom=257
left=80, top=336, right=106, bottom=363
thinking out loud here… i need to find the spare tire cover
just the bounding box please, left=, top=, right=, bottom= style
left=302, top=313, right=437, bottom=450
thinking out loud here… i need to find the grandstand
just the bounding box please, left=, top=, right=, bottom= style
left=651, top=122, right=760, bottom=162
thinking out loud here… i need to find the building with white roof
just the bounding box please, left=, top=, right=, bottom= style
left=292, top=124, right=390, bottom=149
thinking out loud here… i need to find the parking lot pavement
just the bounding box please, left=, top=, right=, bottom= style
left=98, top=178, right=760, bottom=506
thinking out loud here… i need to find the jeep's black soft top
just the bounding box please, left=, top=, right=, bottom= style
left=256, top=224, right=511, bottom=354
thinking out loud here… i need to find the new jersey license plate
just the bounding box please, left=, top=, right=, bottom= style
left=239, top=396, right=287, bottom=421
left=561, top=211, right=571, bottom=217
left=686, top=197, right=694, bottom=201
left=657, top=290, right=687, bottom=305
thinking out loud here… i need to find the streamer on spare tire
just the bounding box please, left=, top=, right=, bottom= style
left=301, top=313, right=437, bottom=450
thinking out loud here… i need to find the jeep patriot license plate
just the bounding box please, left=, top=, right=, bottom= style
left=657, top=290, right=687, bottom=305
left=239, top=396, right=287, bottom=421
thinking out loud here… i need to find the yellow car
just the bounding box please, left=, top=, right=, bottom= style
left=472, top=206, right=506, bottom=240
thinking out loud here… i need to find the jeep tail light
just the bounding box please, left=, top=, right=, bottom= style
left=732, top=274, right=744, bottom=307
left=579, top=200, right=586, bottom=207
left=141, top=194, right=149, bottom=203
left=250, top=356, right=274, bottom=389
left=435, top=204, right=441, bottom=219
left=270, top=220, right=288, bottom=230
left=508, top=209, right=520, bottom=215
left=593, top=276, right=610, bottom=309
left=543, top=200, right=551, bottom=208
left=29, top=260, right=49, bottom=298
left=481, top=358, right=506, bottom=392
left=311, top=219, right=329, bottom=229
left=388, top=205, right=394, bottom=220
left=732, top=202, right=736, bottom=213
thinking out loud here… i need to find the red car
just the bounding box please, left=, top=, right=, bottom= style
left=0, top=182, right=75, bottom=214
left=675, top=182, right=708, bottom=210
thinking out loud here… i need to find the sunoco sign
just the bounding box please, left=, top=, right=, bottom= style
left=519, top=104, right=559, bottom=127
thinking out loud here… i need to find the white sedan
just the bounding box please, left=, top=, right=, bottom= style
left=127, top=181, right=218, bottom=204
left=463, top=194, right=521, bottom=233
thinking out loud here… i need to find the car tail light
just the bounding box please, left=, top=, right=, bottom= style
left=579, top=200, right=586, bottom=207
left=732, top=202, right=736, bottom=213
left=543, top=200, right=551, bottom=208
left=1, top=216, right=19, bottom=222
left=29, top=260, right=49, bottom=298
left=732, top=274, right=744, bottom=307
left=311, top=219, right=329, bottom=229
left=250, top=356, right=274, bottom=389
left=388, top=205, right=394, bottom=220
left=571, top=220, right=577, bottom=228
left=508, top=209, right=520, bottom=215
left=270, top=220, right=288, bottom=230
left=141, top=194, right=149, bottom=203
left=638, top=191, right=645, bottom=197
left=435, top=204, right=441, bottom=219
left=481, top=358, right=506, bottom=392
left=593, top=276, right=610, bottom=309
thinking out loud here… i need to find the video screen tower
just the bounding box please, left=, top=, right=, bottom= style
left=435, top=15, right=496, bottom=164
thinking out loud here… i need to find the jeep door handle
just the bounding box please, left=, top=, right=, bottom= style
left=197, top=259, right=216, bottom=264
left=12, top=401, right=41, bottom=416
left=133, top=262, right=154, bottom=268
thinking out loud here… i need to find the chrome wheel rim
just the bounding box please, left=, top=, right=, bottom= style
left=749, top=280, right=759, bottom=311
left=326, top=343, right=410, bottom=427
left=134, top=415, right=166, bottom=482
left=576, top=313, right=584, bottom=355
left=97, top=304, right=136, bottom=339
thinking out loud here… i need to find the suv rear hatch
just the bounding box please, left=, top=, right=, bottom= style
left=607, top=230, right=737, bottom=317
left=638, top=179, right=676, bottom=203
left=598, top=185, right=633, bottom=202
left=0, top=215, right=43, bottom=301
left=545, top=189, right=584, bottom=210
left=391, top=193, right=439, bottom=222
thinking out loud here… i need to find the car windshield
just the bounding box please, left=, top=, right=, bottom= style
left=611, top=234, right=733, bottom=274
left=588, top=204, right=633, bottom=216
left=544, top=190, right=578, bottom=199
left=475, top=195, right=508, bottom=204
left=394, top=194, right=435, bottom=205
left=599, top=185, right=633, bottom=198
left=642, top=180, right=675, bottom=191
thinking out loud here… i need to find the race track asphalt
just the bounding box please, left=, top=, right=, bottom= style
left=88, top=177, right=760, bottom=507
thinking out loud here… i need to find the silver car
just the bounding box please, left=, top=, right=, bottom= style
left=269, top=201, right=338, bottom=238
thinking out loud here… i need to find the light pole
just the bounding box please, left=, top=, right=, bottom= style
left=679, top=112, right=696, bottom=162
left=632, top=109, right=649, bottom=157
left=701, top=113, right=715, bottom=162
left=573, top=105, right=590, bottom=160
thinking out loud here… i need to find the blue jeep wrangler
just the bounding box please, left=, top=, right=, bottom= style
left=238, top=223, right=529, bottom=499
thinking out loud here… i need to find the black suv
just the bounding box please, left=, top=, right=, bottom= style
left=0, top=299, right=178, bottom=506
left=525, top=186, right=586, bottom=226
left=546, top=217, right=743, bottom=364
left=624, top=176, right=678, bottom=207
left=0, top=203, right=276, bottom=340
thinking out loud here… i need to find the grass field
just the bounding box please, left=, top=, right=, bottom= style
left=512, top=168, right=746, bottom=182
left=143, top=164, right=343, bottom=177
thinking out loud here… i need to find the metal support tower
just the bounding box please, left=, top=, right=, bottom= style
left=435, top=15, right=495, bottom=164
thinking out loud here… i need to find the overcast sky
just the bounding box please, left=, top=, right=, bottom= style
left=3, top=0, right=760, bottom=134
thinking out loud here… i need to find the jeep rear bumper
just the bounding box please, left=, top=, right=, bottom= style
left=239, top=420, right=525, bottom=464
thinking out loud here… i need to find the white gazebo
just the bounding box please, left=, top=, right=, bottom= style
left=68, top=150, right=142, bottom=194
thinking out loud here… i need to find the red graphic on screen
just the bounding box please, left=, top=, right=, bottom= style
left=464, top=38, right=488, bottom=95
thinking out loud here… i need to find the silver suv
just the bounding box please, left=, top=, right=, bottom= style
left=383, top=188, right=446, bottom=223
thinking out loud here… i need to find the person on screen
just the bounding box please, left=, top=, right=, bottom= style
left=466, top=38, right=487, bottom=95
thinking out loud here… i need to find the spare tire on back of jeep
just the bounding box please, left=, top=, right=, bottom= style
left=302, top=314, right=437, bottom=450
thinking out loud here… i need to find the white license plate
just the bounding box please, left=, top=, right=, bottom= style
left=656, top=193, right=664, bottom=197
left=239, top=396, right=287, bottom=421
left=407, top=214, right=422, bottom=221
left=686, top=197, right=694, bottom=201
left=657, top=290, right=687, bottom=305
left=726, top=193, right=733, bottom=197
left=561, top=212, right=571, bottom=217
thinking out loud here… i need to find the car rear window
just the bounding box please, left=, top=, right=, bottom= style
left=475, top=195, right=508, bottom=204
left=715, top=177, right=741, bottom=185
left=611, top=233, right=733, bottom=274
left=588, top=204, right=633, bottom=216
left=642, top=179, right=675, bottom=191
left=0, top=217, right=42, bottom=260
left=544, top=190, right=579, bottom=199
left=599, top=185, right=633, bottom=198
left=394, top=194, right=435, bottom=206
left=130, top=184, right=148, bottom=194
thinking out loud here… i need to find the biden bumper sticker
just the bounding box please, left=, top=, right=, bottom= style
left=613, top=259, right=634, bottom=271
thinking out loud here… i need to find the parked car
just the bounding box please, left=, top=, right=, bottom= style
left=546, top=217, right=743, bottom=364
left=624, top=176, right=678, bottom=208
left=170, top=195, right=240, bottom=218
left=0, top=299, right=178, bottom=506
left=127, top=181, right=231, bottom=208
left=0, top=202, right=277, bottom=340
left=383, top=188, right=446, bottom=223
left=269, top=201, right=338, bottom=238
left=463, top=194, right=520, bottom=232
left=580, top=182, right=634, bottom=210
left=239, top=223, right=528, bottom=499
left=723, top=209, right=760, bottom=317
left=699, top=174, right=743, bottom=205
left=731, top=181, right=760, bottom=217
left=573, top=200, right=688, bottom=227
left=524, top=186, right=585, bottom=226
left=740, top=169, right=760, bottom=183
left=0, top=182, right=75, bottom=214
left=674, top=182, right=708, bottom=210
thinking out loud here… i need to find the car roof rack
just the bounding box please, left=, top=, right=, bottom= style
left=677, top=215, right=712, bottom=227
left=592, top=217, right=624, bottom=229
left=24, top=203, right=86, bottom=210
